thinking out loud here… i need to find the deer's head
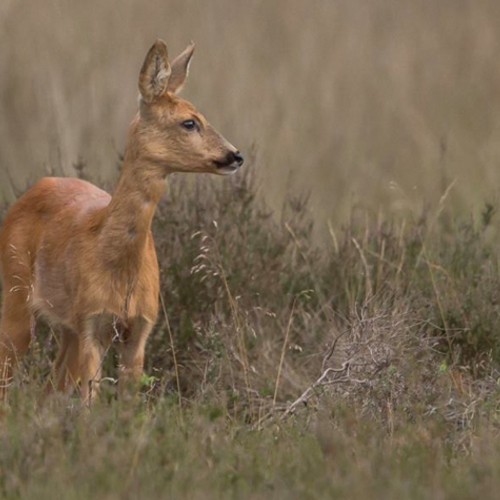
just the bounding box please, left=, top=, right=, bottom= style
left=134, top=39, right=243, bottom=176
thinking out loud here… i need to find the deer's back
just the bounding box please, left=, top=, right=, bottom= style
left=0, top=177, right=110, bottom=269
left=0, top=178, right=111, bottom=320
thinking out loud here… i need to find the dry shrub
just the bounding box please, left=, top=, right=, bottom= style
left=122, top=162, right=500, bottom=433
left=1, top=158, right=500, bottom=438
left=1, top=165, right=500, bottom=498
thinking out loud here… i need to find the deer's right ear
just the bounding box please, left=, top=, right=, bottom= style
left=139, top=39, right=171, bottom=103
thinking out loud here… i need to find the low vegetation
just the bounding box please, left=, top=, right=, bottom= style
left=0, top=164, right=500, bottom=498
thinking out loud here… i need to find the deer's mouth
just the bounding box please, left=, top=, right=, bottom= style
left=213, top=160, right=240, bottom=175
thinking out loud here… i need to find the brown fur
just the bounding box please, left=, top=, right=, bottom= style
left=0, top=39, right=242, bottom=403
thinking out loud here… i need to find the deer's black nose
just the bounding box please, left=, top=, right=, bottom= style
left=233, top=151, right=244, bottom=166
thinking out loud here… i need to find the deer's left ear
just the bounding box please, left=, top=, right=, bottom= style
left=139, top=39, right=171, bottom=103
left=167, top=41, right=195, bottom=95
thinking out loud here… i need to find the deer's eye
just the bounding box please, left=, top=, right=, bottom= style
left=182, top=120, right=196, bottom=131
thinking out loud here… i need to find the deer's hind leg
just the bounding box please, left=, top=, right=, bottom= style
left=49, top=328, right=80, bottom=394
left=0, top=293, right=34, bottom=399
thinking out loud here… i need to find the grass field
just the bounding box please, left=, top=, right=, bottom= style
left=1, top=168, right=500, bottom=498
left=2, top=1, right=500, bottom=498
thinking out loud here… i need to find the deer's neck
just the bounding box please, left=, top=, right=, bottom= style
left=99, top=150, right=164, bottom=274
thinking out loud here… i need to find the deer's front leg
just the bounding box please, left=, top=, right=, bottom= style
left=117, top=317, right=153, bottom=395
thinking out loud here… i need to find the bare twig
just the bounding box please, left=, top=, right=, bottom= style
left=352, top=237, right=373, bottom=298
left=281, top=363, right=352, bottom=419
left=321, top=329, right=349, bottom=372
left=273, top=296, right=298, bottom=407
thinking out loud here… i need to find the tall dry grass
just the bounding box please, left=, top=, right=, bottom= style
left=2, top=0, right=500, bottom=226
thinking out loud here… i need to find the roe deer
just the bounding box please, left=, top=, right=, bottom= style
left=0, top=39, right=243, bottom=403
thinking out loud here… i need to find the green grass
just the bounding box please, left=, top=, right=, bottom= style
left=1, top=397, right=500, bottom=499
left=2, top=168, right=500, bottom=498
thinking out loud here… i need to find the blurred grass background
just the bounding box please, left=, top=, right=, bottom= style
left=2, top=0, right=500, bottom=225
